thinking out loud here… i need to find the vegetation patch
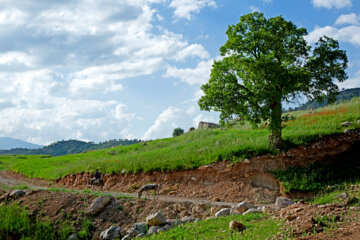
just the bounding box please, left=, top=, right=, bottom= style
left=0, top=204, right=73, bottom=240
left=148, top=213, right=282, bottom=240
left=273, top=141, right=360, bottom=193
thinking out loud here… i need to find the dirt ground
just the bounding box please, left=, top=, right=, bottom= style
left=1, top=129, right=360, bottom=239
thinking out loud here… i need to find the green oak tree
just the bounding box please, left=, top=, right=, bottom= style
left=198, top=12, right=348, bottom=149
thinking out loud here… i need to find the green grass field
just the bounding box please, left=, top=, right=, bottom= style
left=0, top=98, right=359, bottom=180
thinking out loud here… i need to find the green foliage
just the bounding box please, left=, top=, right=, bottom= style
left=0, top=98, right=359, bottom=180
left=78, top=220, right=94, bottom=240
left=148, top=213, right=282, bottom=240
left=273, top=143, right=360, bottom=193
left=0, top=204, right=70, bottom=240
left=172, top=127, right=185, bottom=137
left=198, top=12, right=347, bottom=147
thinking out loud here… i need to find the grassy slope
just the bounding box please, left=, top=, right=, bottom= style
left=0, top=98, right=359, bottom=180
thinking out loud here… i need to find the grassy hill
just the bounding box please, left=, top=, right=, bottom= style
left=0, top=139, right=141, bottom=156
left=288, top=88, right=360, bottom=112
left=0, top=98, right=359, bottom=180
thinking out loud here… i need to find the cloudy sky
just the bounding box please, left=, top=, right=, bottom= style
left=0, top=0, right=359, bottom=145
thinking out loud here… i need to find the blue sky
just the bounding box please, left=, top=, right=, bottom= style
left=0, top=0, right=359, bottom=145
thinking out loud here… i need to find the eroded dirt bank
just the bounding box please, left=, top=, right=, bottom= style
left=57, top=129, right=360, bottom=203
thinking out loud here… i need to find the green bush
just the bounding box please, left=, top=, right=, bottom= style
left=172, top=127, right=184, bottom=137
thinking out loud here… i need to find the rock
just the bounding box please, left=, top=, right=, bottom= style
left=100, top=226, right=123, bottom=240
left=146, top=212, right=167, bottom=227
left=147, top=226, right=162, bottom=235
left=167, top=219, right=182, bottom=226
left=344, top=129, right=351, bottom=133
left=275, top=197, right=294, bottom=209
left=357, top=119, right=360, bottom=125
left=215, top=208, right=231, bottom=218
left=0, top=193, right=10, bottom=201
left=337, top=192, right=349, bottom=199
left=163, top=224, right=172, bottom=231
left=85, top=197, right=111, bottom=215
left=229, top=221, right=246, bottom=232
left=181, top=216, right=197, bottom=223
left=236, top=201, right=255, bottom=213
left=243, top=208, right=261, bottom=215
left=136, top=233, right=146, bottom=238
left=260, top=206, right=272, bottom=213
left=10, top=189, right=25, bottom=199
left=132, top=222, right=147, bottom=234
left=174, top=203, right=186, bottom=212
left=121, top=234, right=131, bottom=240
left=121, top=169, right=126, bottom=174
left=341, top=121, right=352, bottom=127
left=179, top=210, right=190, bottom=218
left=197, top=121, right=219, bottom=129
left=191, top=205, right=204, bottom=214
left=67, top=233, right=79, bottom=240
left=285, top=215, right=296, bottom=221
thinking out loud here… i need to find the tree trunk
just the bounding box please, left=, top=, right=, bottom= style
left=269, top=101, right=283, bottom=149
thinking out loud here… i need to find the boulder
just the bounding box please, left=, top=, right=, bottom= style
left=85, top=197, right=111, bottom=215
left=215, top=208, right=231, bottom=218
left=132, top=222, right=147, bottom=234
left=167, top=219, right=182, bottom=226
left=121, top=235, right=131, bottom=240
left=181, top=216, right=197, bottom=223
left=197, top=121, right=219, bottom=129
left=10, top=190, right=25, bottom=199
left=243, top=208, right=261, bottom=215
left=229, top=221, right=246, bottom=232
left=275, top=197, right=294, bottom=209
left=67, top=233, right=79, bottom=240
left=235, top=201, right=255, bottom=213
left=147, top=226, right=162, bottom=235
left=341, top=121, right=352, bottom=127
left=146, top=212, right=167, bottom=227
left=99, top=226, right=123, bottom=240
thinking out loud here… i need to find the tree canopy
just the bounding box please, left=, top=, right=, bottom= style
left=198, top=12, right=348, bottom=148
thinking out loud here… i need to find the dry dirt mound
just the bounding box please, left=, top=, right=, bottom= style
left=0, top=189, right=215, bottom=239
left=57, top=129, right=360, bottom=204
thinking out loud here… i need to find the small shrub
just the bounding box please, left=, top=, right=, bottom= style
left=172, top=127, right=184, bottom=137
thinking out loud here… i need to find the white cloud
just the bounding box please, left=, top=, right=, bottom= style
left=0, top=8, right=27, bottom=26
left=142, top=106, right=181, bottom=139
left=173, top=44, right=210, bottom=61
left=165, top=60, right=212, bottom=85
left=338, top=70, right=360, bottom=89
left=335, top=13, right=360, bottom=25
left=249, top=6, right=260, bottom=12
left=262, top=0, right=273, bottom=4
left=306, top=25, right=360, bottom=46
left=0, top=52, right=36, bottom=68
left=169, top=0, right=216, bottom=20
left=311, top=0, right=352, bottom=9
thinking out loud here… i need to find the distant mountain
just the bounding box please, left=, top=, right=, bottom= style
left=288, top=88, right=360, bottom=112
left=0, top=138, right=141, bottom=156
left=0, top=137, right=43, bottom=150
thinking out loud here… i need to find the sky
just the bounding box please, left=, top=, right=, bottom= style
left=0, top=0, right=359, bottom=145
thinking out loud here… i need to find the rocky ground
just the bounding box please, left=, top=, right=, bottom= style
left=0, top=129, right=360, bottom=239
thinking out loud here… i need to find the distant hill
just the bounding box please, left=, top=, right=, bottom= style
left=288, top=88, right=360, bottom=112
left=0, top=139, right=141, bottom=156
left=0, top=137, right=43, bottom=150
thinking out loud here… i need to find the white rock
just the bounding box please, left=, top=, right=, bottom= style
left=236, top=201, right=255, bottom=213
left=215, top=208, right=231, bottom=218
left=243, top=208, right=261, bottom=215
left=275, top=197, right=294, bottom=209
left=100, top=226, right=123, bottom=240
